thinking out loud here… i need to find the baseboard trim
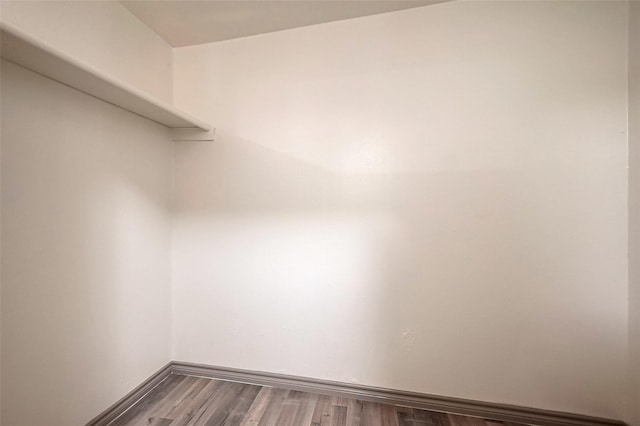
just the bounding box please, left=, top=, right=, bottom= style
left=86, top=360, right=626, bottom=426
left=86, top=362, right=173, bottom=426
left=171, top=361, right=625, bottom=426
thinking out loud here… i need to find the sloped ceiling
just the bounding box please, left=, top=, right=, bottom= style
left=120, top=1, right=446, bottom=47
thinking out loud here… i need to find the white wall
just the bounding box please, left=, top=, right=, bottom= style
left=173, top=1, right=629, bottom=419
left=628, top=1, right=640, bottom=424
left=0, top=58, right=174, bottom=425
left=0, top=3, right=175, bottom=423
left=0, top=1, right=173, bottom=103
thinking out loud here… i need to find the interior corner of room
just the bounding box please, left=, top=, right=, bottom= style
left=0, top=0, right=638, bottom=425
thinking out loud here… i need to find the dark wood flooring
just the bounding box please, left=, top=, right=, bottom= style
left=111, top=374, right=530, bottom=426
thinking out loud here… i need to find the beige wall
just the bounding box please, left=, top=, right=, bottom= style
left=0, top=4, right=175, bottom=423
left=173, top=1, right=629, bottom=419
left=0, top=58, right=174, bottom=425
left=628, top=1, right=640, bottom=424
left=0, top=0, right=634, bottom=422
left=0, top=1, right=173, bottom=103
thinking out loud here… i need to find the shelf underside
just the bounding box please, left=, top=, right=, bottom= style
left=0, top=22, right=214, bottom=139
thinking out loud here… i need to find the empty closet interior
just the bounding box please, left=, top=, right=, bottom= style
left=1, top=1, right=639, bottom=425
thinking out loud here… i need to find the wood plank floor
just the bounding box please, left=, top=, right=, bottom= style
left=111, top=374, right=531, bottom=426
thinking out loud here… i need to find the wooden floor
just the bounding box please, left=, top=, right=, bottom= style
left=111, top=374, right=531, bottom=426
left=112, top=375, right=528, bottom=426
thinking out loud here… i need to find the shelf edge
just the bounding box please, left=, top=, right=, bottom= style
left=0, top=21, right=212, bottom=132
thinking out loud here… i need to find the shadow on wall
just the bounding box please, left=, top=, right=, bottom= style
left=1, top=60, right=173, bottom=425
left=172, top=130, right=626, bottom=414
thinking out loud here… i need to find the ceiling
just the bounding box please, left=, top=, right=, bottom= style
left=120, top=1, right=445, bottom=47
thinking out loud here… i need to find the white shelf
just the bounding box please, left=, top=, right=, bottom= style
left=0, top=22, right=214, bottom=140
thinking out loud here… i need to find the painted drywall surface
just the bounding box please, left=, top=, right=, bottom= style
left=173, top=1, right=629, bottom=419
left=628, top=1, right=640, bottom=424
left=0, top=3, right=173, bottom=422
left=0, top=60, right=174, bottom=426
left=0, top=1, right=173, bottom=103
